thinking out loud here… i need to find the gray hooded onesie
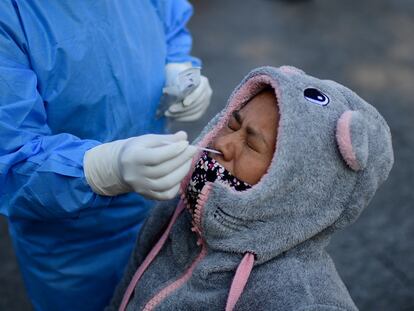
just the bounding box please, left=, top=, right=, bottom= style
left=107, top=66, right=394, bottom=311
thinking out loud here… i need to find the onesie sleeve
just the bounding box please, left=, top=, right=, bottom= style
left=0, top=1, right=111, bottom=220
left=151, top=0, right=201, bottom=66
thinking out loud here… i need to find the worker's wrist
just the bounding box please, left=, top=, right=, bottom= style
left=165, top=62, right=192, bottom=86
left=83, top=140, right=131, bottom=196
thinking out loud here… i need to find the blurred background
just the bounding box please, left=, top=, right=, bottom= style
left=1, top=0, right=413, bottom=310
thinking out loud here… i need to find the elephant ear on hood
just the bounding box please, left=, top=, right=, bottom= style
left=331, top=82, right=394, bottom=230
left=182, top=66, right=394, bottom=264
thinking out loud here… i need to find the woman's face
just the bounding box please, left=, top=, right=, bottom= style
left=211, top=90, right=279, bottom=185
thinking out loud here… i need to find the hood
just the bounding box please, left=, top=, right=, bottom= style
left=181, top=65, right=394, bottom=264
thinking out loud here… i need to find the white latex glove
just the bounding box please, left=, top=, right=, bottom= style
left=83, top=131, right=197, bottom=200
left=164, top=63, right=213, bottom=122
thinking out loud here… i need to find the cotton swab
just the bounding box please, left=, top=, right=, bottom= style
left=194, top=146, right=223, bottom=155
left=161, top=141, right=222, bottom=155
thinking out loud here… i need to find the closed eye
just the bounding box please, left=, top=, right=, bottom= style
left=246, top=126, right=268, bottom=152
left=246, top=140, right=258, bottom=152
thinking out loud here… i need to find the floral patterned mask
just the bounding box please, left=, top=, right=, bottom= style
left=185, top=152, right=251, bottom=212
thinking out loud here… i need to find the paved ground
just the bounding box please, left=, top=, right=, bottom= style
left=1, top=0, right=413, bottom=310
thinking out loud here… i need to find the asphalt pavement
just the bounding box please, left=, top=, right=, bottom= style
left=1, top=0, right=413, bottom=310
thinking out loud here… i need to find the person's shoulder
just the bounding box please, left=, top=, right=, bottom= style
left=135, top=198, right=180, bottom=252
left=146, top=197, right=180, bottom=226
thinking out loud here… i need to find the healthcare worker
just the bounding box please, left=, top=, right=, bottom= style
left=0, top=1, right=212, bottom=310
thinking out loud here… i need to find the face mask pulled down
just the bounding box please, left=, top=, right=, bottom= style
left=185, top=152, right=251, bottom=213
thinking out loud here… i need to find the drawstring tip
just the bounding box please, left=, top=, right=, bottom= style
left=225, top=252, right=255, bottom=311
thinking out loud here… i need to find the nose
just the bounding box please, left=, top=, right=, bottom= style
left=213, top=132, right=237, bottom=162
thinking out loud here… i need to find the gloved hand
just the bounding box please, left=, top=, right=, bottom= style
left=164, top=62, right=213, bottom=122
left=83, top=131, right=197, bottom=200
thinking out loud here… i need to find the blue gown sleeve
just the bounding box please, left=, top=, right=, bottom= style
left=0, top=4, right=109, bottom=220
left=151, top=0, right=201, bottom=66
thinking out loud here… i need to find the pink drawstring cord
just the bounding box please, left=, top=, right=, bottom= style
left=118, top=193, right=254, bottom=311
left=225, top=252, right=255, bottom=311
left=118, top=202, right=186, bottom=311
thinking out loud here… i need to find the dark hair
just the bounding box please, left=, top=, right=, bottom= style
left=240, top=85, right=276, bottom=109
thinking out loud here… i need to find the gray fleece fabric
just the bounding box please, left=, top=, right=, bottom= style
left=107, top=66, right=394, bottom=311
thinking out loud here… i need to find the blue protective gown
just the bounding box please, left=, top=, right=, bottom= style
left=0, top=1, right=199, bottom=310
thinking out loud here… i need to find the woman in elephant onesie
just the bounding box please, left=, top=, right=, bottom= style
left=107, top=66, right=394, bottom=311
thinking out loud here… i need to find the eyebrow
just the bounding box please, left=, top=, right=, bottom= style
left=232, top=110, right=270, bottom=150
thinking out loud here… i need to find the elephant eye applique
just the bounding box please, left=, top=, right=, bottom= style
left=304, top=88, right=330, bottom=106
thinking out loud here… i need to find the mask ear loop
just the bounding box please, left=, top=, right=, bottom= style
left=225, top=252, right=255, bottom=311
